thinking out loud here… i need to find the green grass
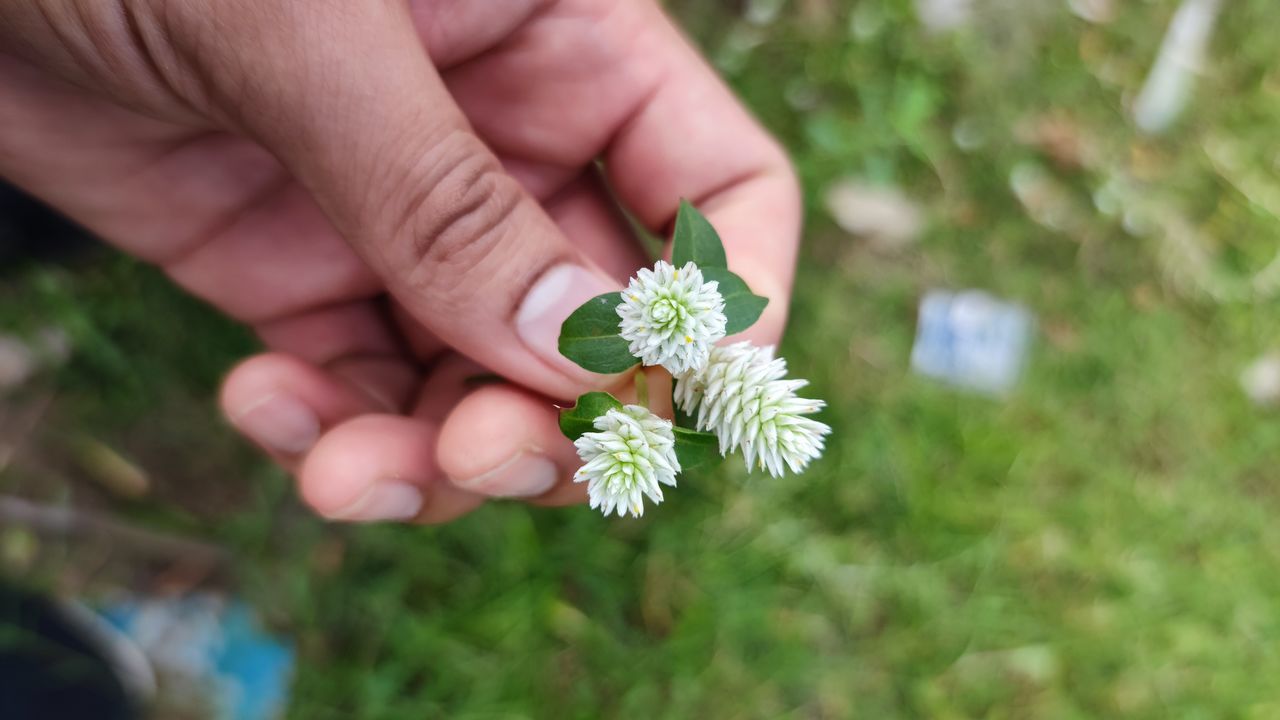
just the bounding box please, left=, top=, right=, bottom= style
left=7, top=0, right=1280, bottom=716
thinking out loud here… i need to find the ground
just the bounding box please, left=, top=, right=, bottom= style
left=4, top=0, right=1280, bottom=717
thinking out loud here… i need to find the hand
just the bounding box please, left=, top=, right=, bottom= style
left=0, top=0, right=801, bottom=522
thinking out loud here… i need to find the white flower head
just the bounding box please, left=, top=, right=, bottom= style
left=573, top=404, right=681, bottom=518
left=674, top=342, right=830, bottom=477
left=617, top=260, right=727, bottom=374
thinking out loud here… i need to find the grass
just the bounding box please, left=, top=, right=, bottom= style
left=6, top=0, right=1280, bottom=716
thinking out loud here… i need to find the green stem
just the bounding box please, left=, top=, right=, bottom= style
left=635, top=370, right=650, bottom=409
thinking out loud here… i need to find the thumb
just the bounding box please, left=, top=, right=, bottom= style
left=207, top=1, right=623, bottom=399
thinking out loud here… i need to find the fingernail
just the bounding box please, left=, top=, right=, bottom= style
left=516, top=264, right=620, bottom=378
left=330, top=480, right=424, bottom=522
left=451, top=452, right=559, bottom=498
left=231, top=393, right=320, bottom=455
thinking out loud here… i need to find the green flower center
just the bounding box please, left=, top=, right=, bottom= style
left=647, top=294, right=689, bottom=332
left=604, top=432, right=654, bottom=487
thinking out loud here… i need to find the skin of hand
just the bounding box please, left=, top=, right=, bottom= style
left=0, top=0, right=801, bottom=523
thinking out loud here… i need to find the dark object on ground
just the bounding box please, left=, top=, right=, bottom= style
left=0, top=182, right=99, bottom=271
left=0, top=581, right=136, bottom=720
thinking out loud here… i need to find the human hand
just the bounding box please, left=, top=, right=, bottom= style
left=0, top=0, right=801, bottom=522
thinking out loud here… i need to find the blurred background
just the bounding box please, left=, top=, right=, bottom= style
left=4, top=0, right=1280, bottom=716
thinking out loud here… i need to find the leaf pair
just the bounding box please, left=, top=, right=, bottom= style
left=558, top=201, right=769, bottom=374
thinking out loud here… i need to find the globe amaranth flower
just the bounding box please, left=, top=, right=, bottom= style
left=573, top=404, right=681, bottom=518
left=617, top=260, right=727, bottom=374
left=674, top=342, right=830, bottom=477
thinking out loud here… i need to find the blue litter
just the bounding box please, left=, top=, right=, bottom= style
left=97, top=593, right=294, bottom=720
left=911, top=290, right=1035, bottom=395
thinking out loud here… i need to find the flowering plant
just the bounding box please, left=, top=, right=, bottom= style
left=557, top=202, right=829, bottom=517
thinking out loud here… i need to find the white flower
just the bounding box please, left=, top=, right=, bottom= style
left=674, top=342, right=830, bottom=477
left=573, top=405, right=681, bottom=518
left=617, top=260, right=727, bottom=374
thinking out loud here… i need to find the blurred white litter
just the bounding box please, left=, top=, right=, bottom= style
left=1132, top=0, right=1222, bottom=134
left=952, top=117, right=987, bottom=152
left=1067, top=0, right=1114, bottom=24
left=1010, top=163, right=1083, bottom=235
left=0, top=327, right=69, bottom=391
left=915, top=0, right=973, bottom=32
left=850, top=3, right=887, bottom=40
left=823, top=179, right=924, bottom=252
left=912, top=290, right=1035, bottom=395
left=1240, top=353, right=1280, bottom=408
left=744, top=0, right=785, bottom=26
left=0, top=335, right=36, bottom=390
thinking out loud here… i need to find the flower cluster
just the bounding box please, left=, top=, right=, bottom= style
left=573, top=405, right=680, bottom=518
left=559, top=202, right=829, bottom=519
left=617, top=260, right=727, bottom=375
left=673, top=342, right=830, bottom=477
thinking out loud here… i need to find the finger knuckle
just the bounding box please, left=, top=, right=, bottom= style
left=389, top=130, right=522, bottom=303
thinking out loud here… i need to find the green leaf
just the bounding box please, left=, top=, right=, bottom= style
left=671, top=200, right=727, bottom=269
left=673, top=427, right=723, bottom=473
left=701, top=267, right=769, bottom=335
left=673, top=402, right=699, bottom=430
left=558, top=292, right=638, bottom=373
left=559, top=392, right=624, bottom=441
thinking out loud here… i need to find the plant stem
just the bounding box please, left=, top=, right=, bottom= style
left=635, top=370, right=650, bottom=409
